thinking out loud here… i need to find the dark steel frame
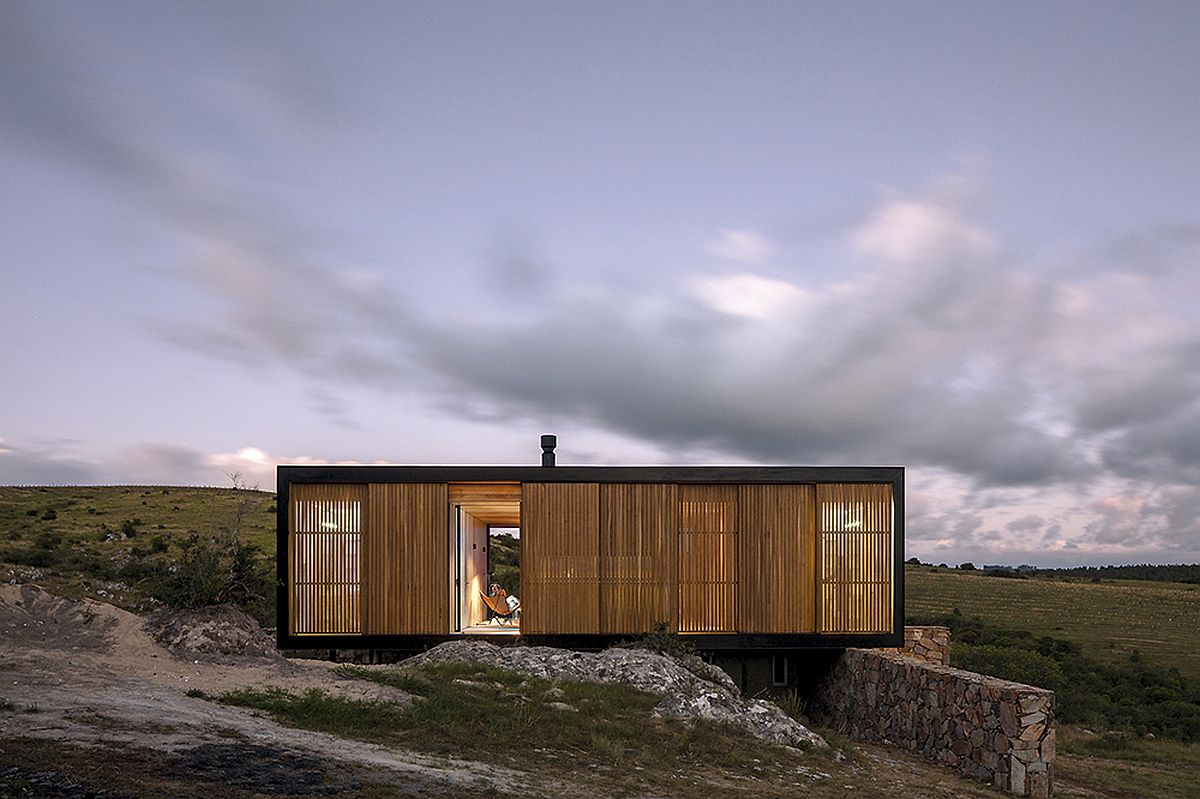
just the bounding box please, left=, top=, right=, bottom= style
left=276, top=465, right=904, bottom=652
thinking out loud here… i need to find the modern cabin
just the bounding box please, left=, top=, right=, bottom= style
left=276, top=446, right=903, bottom=653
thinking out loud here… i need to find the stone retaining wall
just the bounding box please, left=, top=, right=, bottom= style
left=812, top=647, right=1055, bottom=797
left=888, top=625, right=950, bottom=664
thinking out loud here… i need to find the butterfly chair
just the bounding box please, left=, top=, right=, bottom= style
left=480, top=588, right=520, bottom=625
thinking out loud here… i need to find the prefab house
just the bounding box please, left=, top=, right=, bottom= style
left=276, top=450, right=903, bottom=652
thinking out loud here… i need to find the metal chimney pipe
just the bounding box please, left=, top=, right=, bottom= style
left=541, top=434, right=557, bottom=467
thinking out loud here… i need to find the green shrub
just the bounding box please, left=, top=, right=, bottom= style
left=918, top=613, right=1200, bottom=742
left=35, top=532, right=62, bottom=550
left=3, top=548, right=60, bottom=567
left=951, top=643, right=1065, bottom=691
left=775, top=689, right=807, bottom=721
left=39, top=509, right=56, bottom=521
left=152, top=535, right=272, bottom=624
left=629, top=620, right=697, bottom=660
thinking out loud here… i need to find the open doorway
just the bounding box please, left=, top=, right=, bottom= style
left=450, top=483, right=521, bottom=634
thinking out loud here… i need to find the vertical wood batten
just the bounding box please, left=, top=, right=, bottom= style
left=677, top=485, right=737, bottom=633
left=522, top=483, right=600, bottom=634
left=599, top=483, right=677, bottom=633
left=817, top=483, right=893, bottom=633
left=366, top=483, right=449, bottom=635
left=738, top=484, right=815, bottom=633
left=288, top=484, right=366, bottom=635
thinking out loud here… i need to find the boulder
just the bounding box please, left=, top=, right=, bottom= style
left=402, top=640, right=827, bottom=750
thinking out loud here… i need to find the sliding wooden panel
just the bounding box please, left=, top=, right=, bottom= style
left=288, top=483, right=366, bottom=635
left=365, top=483, right=449, bottom=635
left=599, top=484, right=678, bottom=633
left=817, top=483, right=893, bottom=633
left=521, top=483, right=599, bottom=634
left=738, top=484, right=816, bottom=633
left=677, top=485, right=738, bottom=633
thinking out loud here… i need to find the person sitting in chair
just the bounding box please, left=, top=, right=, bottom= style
left=482, top=583, right=518, bottom=625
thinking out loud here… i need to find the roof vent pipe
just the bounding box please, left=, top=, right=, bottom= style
left=541, top=434, right=557, bottom=467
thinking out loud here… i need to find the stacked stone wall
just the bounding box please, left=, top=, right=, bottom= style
left=812, top=647, right=1054, bottom=797
left=889, top=625, right=950, bottom=664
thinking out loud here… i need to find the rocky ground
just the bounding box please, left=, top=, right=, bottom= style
left=0, top=583, right=1080, bottom=798
left=0, top=584, right=538, bottom=797
left=403, top=640, right=827, bottom=749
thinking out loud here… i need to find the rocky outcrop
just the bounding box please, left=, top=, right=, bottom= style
left=812, top=648, right=1054, bottom=797
left=402, top=641, right=827, bottom=750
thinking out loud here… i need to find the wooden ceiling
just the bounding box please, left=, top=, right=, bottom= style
left=450, top=482, right=521, bottom=526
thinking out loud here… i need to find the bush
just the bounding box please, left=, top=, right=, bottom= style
left=121, top=519, right=140, bottom=538
left=918, top=612, right=1200, bottom=742
left=40, top=509, right=57, bottom=521
left=2, top=547, right=60, bottom=567
left=951, top=643, right=1065, bottom=691
left=35, top=532, right=62, bottom=550
left=142, top=476, right=275, bottom=624
left=630, top=620, right=697, bottom=660
left=152, top=534, right=272, bottom=623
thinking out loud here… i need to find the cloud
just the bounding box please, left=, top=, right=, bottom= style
left=690, top=273, right=807, bottom=321
left=78, top=145, right=1200, bottom=564
left=705, top=228, right=776, bottom=264
left=0, top=436, right=381, bottom=490
left=0, top=441, right=100, bottom=485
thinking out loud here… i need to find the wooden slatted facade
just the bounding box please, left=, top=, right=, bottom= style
left=288, top=483, right=366, bottom=635
left=279, top=465, right=901, bottom=648
left=599, top=483, right=677, bottom=633
left=365, top=483, right=448, bottom=635
left=738, top=484, right=815, bottom=633
left=520, top=482, right=600, bottom=634
left=817, top=483, right=894, bottom=634
left=677, top=485, right=738, bottom=633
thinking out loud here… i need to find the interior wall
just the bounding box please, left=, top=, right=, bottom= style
left=460, top=509, right=489, bottom=626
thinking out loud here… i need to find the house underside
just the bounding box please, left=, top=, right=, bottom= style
left=277, top=465, right=904, bottom=652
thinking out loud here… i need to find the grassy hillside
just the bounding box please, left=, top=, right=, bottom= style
left=0, top=485, right=275, bottom=617
left=905, top=565, right=1200, bottom=680
left=3, top=486, right=1199, bottom=797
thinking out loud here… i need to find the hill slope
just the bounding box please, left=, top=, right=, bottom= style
left=905, top=566, right=1200, bottom=680
left=0, top=485, right=275, bottom=616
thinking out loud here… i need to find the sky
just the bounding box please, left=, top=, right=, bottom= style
left=2, top=1, right=1199, bottom=567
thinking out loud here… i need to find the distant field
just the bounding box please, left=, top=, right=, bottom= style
left=905, top=566, right=1200, bottom=680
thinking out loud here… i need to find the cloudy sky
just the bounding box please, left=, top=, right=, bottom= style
left=2, top=2, right=1198, bottom=566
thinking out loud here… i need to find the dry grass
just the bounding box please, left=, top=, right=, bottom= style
left=906, top=566, right=1200, bottom=679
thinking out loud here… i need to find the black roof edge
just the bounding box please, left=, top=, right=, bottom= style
left=276, top=464, right=904, bottom=484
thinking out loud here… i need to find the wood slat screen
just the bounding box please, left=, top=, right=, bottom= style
left=599, top=484, right=678, bottom=633
left=289, top=483, right=366, bottom=635
left=738, top=484, right=816, bottom=633
left=817, top=483, right=894, bottom=633
left=521, top=483, right=599, bottom=634
left=365, top=483, right=449, bottom=635
left=677, top=485, right=738, bottom=633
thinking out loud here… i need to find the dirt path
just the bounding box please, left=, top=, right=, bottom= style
left=0, top=584, right=563, bottom=797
